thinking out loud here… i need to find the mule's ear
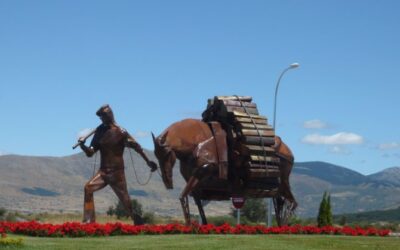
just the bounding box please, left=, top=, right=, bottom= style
left=160, top=131, right=169, bottom=146
left=151, top=132, right=157, bottom=145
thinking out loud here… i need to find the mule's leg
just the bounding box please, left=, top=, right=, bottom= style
left=193, top=196, right=207, bottom=225
left=179, top=176, right=199, bottom=225
left=179, top=163, right=217, bottom=226
left=275, top=139, right=298, bottom=213
left=273, top=196, right=285, bottom=226
left=278, top=159, right=298, bottom=212
left=180, top=195, right=191, bottom=226
left=278, top=173, right=297, bottom=211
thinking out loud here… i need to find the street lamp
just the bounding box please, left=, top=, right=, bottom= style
left=273, top=63, right=299, bottom=129
left=267, top=62, right=300, bottom=227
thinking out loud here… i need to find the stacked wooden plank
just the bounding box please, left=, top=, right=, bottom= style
left=203, top=96, right=280, bottom=181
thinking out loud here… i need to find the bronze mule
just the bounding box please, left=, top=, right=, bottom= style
left=152, top=119, right=297, bottom=226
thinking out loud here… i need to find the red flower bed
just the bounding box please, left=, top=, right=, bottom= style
left=0, top=221, right=390, bottom=237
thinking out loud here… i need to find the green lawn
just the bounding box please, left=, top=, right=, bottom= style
left=6, top=234, right=400, bottom=250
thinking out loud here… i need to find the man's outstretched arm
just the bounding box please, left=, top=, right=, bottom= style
left=126, top=134, right=157, bottom=172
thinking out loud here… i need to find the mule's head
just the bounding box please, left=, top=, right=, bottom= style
left=152, top=132, right=175, bottom=189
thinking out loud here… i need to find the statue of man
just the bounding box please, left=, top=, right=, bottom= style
left=78, top=104, right=157, bottom=224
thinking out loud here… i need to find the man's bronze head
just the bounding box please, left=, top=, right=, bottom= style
left=96, top=104, right=115, bottom=125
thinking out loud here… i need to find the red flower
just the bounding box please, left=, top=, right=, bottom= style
left=0, top=221, right=392, bottom=237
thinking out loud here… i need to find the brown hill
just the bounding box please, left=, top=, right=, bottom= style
left=0, top=150, right=229, bottom=217
left=1, top=153, right=399, bottom=218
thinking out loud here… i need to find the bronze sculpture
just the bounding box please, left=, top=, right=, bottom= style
left=77, top=104, right=157, bottom=224
left=152, top=96, right=297, bottom=226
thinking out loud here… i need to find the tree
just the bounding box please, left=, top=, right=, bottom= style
left=114, top=199, right=143, bottom=219
left=231, top=199, right=266, bottom=223
left=339, top=216, right=347, bottom=226
left=317, top=191, right=328, bottom=227
left=106, top=206, right=115, bottom=216
left=107, top=199, right=155, bottom=224
left=326, top=193, right=333, bottom=226
left=0, top=207, right=6, bottom=220
left=317, top=191, right=333, bottom=227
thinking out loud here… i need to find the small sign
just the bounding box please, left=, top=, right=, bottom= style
left=231, top=196, right=246, bottom=209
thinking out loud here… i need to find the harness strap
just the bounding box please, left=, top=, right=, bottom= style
left=235, top=95, right=269, bottom=176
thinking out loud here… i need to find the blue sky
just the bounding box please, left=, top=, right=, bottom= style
left=0, top=0, right=399, bottom=175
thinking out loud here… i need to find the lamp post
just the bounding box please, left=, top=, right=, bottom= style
left=267, top=62, right=299, bottom=227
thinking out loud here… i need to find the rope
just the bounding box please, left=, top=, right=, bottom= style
left=128, top=148, right=153, bottom=185
left=234, top=95, right=269, bottom=177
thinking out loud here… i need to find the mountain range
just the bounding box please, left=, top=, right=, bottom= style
left=0, top=151, right=399, bottom=218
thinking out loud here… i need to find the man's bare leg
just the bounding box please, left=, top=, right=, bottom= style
left=83, top=171, right=107, bottom=223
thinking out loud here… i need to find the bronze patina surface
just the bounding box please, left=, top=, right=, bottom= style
left=152, top=96, right=297, bottom=226
left=77, top=104, right=157, bottom=225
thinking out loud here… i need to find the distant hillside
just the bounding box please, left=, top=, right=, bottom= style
left=333, top=206, right=400, bottom=223
left=0, top=151, right=191, bottom=217
left=368, top=167, right=400, bottom=186
left=293, top=161, right=378, bottom=186
left=291, top=162, right=400, bottom=217
left=1, top=153, right=400, bottom=218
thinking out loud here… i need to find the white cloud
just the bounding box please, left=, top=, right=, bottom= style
left=303, top=119, right=328, bottom=129
left=329, top=146, right=351, bottom=155
left=378, top=142, right=400, bottom=150
left=134, top=131, right=150, bottom=138
left=0, top=150, right=10, bottom=156
left=302, top=132, right=364, bottom=145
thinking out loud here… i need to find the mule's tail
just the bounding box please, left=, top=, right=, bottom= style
left=273, top=136, right=297, bottom=226
left=273, top=195, right=297, bottom=226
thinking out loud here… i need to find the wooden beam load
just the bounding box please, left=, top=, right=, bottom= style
left=204, top=96, right=281, bottom=181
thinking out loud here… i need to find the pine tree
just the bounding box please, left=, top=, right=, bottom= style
left=317, top=191, right=328, bottom=227
left=326, top=193, right=333, bottom=226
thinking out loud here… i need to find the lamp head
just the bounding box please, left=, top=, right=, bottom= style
left=290, top=63, right=300, bottom=69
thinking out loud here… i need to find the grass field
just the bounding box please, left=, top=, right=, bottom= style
left=6, top=234, right=400, bottom=250
left=18, top=213, right=176, bottom=225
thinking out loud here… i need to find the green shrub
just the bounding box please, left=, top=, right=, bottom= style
left=230, top=199, right=267, bottom=223
left=143, top=212, right=156, bottom=224
left=207, top=216, right=236, bottom=226
left=0, top=207, right=6, bottom=218
left=106, top=206, right=114, bottom=216
left=339, top=216, right=347, bottom=226
left=5, top=213, right=17, bottom=222
left=288, top=216, right=304, bottom=225
left=107, top=198, right=156, bottom=224
left=0, top=237, right=24, bottom=247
